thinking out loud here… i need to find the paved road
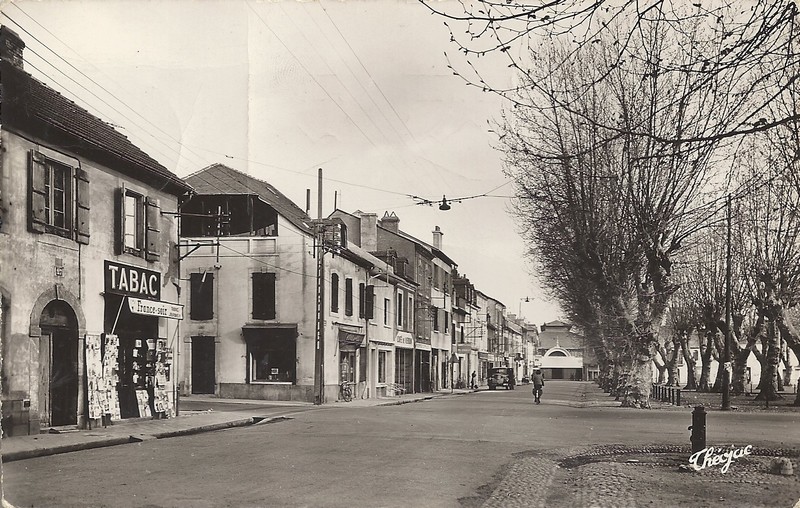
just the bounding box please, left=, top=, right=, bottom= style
left=4, top=382, right=799, bottom=507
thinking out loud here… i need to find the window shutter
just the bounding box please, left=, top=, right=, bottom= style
left=28, top=150, right=47, bottom=233
left=358, top=283, right=365, bottom=318
left=345, top=279, right=353, bottom=316
left=75, top=167, right=90, bottom=244
left=330, top=274, right=339, bottom=313
left=115, top=186, right=126, bottom=255
left=365, top=285, right=375, bottom=320
left=264, top=272, right=276, bottom=319
left=145, top=196, right=161, bottom=262
left=253, top=272, right=277, bottom=320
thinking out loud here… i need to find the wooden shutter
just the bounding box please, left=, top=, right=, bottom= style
left=145, top=196, right=161, bottom=262
left=114, top=186, right=126, bottom=255
left=252, top=272, right=276, bottom=320
left=28, top=150, right=47, bottom=233
left=264, top=272, right=276, bottom=319
left=75, top=167, right=90, bottom=244
left=345, top=279, right=353, bottom=316
left=330, top=274, right=339, bottom=313
left=358, top=283, right=365, bottom=318
left=365, top=285, right=375, bottom=320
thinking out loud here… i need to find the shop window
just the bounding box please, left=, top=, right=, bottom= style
left=28, top=150, right=90, bottom=242
left=340, top=351, right=355, bottom=383
left=252, top=272, right=276, bottom=320
left=384, top=298, right=390, bottom=325
left=248, top=339, right=295, bottom=383
left=331, top=273, right=339, bottom=313
left=190, top=272, right=214, bottom=320
left=345, top=278, right=353, bottom=316
left=116, top=185, right=160, bottom=261
left=378, top=350, right=387, bottom=383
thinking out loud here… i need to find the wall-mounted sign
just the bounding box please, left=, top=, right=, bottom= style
left=127, top=297, right=183, bottom=320
left=395, top=331, right=413, bottom=346
left=105, top=260, right=161, bottom=300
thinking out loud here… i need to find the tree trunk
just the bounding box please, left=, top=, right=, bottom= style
left=767, top=300, right=800, bottom=404
left=730, top=347, right=752, bottom=395
left=654, top=346, right=667, bottom=385
left=789, top=343, right=800, bottom=406
left=755, top=321, right=782, bottom=401
left=753, top=337, right=768, bottom=393
left=622, top=338, right=657, bottom=408
left=680, top=334, right=698, bottom=390
left=711, top=331, right=725, bottom=393
left=666, top=337, right=680, bottom=386
left=698, top=332, right=714, bottom=392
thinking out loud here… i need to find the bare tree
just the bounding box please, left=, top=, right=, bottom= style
left=502, top=14, right=724, bottom=406
left=422, top=0, right=800, bottom=144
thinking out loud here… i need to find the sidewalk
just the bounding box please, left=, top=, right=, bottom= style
left=0, top=389, right=475, bottom=463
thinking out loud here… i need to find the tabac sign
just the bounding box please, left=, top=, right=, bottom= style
left=105, top=260, right=161, bottom=301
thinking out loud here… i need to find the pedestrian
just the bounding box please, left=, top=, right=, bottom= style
left=531, top=369, right=544, bottom=404
left=471, top=371, right=477, bottom=390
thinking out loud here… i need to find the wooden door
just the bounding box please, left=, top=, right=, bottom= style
left=191, top=337, right=216, bottom=394
left=38, top=334, right=52, bottom=427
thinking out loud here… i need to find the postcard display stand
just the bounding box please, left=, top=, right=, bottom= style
left=86, top=334, right=173, bottom=422
left=153, top=339, right=174, bottom=418
left=86, top=333, right=121, bottom=423
left=132, top=339, right=152, bottom=418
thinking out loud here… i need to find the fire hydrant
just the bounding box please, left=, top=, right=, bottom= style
left=688, top=405, right=707, bottom=453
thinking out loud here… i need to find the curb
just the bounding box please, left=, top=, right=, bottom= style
left=150, top=417, right=255, bottom=439
left=2, top=435, right=137, bottom=463
left=2, top=417, right=257, bottom=463
left=375, top=392, right=459, bottom=407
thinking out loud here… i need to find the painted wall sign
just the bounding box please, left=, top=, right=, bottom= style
left=127, top=297, right=183, bottom=320
left=105, top=260, right=161, bottom=300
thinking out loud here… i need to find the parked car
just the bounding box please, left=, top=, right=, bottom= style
left=488, top=367, right=515, bottom=390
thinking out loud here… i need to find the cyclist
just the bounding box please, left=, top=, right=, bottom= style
left=531, top=369, right=544, bottom=404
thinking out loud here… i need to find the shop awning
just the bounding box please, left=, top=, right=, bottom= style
left=338, top=330, right=365, bottom=348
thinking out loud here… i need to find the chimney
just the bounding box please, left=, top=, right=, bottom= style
left=379, top=211, right=399, bottom=233
left=358, top=212, right=378, bottom=251
left=432, top=225, right=443, bottom=250
left=0, top=26, right=25, bottom=70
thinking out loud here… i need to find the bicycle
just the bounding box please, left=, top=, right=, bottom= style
left=340, top=381, right=353, bottom=402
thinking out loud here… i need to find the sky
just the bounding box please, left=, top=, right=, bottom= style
left=3, top=0, right=563, bottom=325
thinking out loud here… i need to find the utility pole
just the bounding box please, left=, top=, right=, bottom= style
left=313, top=230, right=326, bottom=405
left=722, top=195, right=732, bottom=410
left=313, top=168, right=325, bottom=405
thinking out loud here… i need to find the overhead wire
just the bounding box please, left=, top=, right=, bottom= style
left=7, top=5, right=520, bottom=214
left=317, top=0, right=418, bottom=144
left=2, top=8, right=212, bottom=171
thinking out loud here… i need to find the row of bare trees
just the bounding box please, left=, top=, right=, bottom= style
left=425, top=1, right=800, bottom=407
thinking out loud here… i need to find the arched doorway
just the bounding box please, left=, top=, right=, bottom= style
left=39, top=300, right=79, bottom=427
